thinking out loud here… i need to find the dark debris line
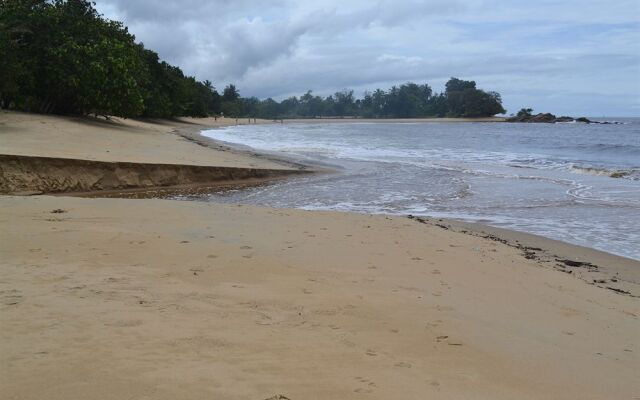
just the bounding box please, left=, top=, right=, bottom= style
left=406, top=215, right=635, bottom=297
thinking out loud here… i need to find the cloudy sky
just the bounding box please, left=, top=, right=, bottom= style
left=96, top=0, right=640, bottom=116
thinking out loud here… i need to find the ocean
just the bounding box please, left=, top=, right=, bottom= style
left=192, top=119, right=640, bottom=260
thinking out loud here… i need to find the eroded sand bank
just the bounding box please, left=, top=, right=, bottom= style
left=0, top=111, right=306, bottom=195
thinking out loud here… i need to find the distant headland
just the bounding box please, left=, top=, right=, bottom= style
left=506, top=108, right=622, bottom=124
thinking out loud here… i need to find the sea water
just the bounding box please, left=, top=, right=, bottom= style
left=192, top=119, right=640, bottom=260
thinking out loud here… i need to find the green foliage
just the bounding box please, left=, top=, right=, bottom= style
left=220, top=84, right=244, bottom=117
left=444, top=78, right=505, bottom=117
left=0, top=0, right=219, bottom=118
left=243, top=78, right=504, bottom=120
left=0, top=2, right=505, bottom=120
left=517, top=108, right=533, bottom=117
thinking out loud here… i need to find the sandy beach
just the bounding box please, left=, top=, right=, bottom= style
left=284, top=116, right=506, bottom=123
left=0, top=111, right=311, bottom=195
left=1, top=111, right=639, bottom=399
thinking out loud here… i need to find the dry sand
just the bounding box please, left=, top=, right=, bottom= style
left=1, top=196, right=639, bottom=399
left=0, top=111, right=308, bottom=195
left=1, top=111, right=639, bottom=399
left=0, top=110, right=287, bottom=169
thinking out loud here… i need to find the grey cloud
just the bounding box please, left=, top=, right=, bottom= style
left=95, top=0, right=640, bottom=116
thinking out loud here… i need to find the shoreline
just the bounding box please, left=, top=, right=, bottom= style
left=2, top=110, right=636, bottom=272
left=192, top=119, right=640, bottom=265
left=282, top=116, right=506, bottom=123
left=407, top=215, right=639, bottom=296
left=1, top=111, right=638, bottom=399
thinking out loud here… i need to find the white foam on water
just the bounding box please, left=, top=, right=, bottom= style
left=199, top=121, right=640, bottom=260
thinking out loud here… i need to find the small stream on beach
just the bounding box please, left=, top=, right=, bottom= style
left=179, top=119, right=639, bottom=260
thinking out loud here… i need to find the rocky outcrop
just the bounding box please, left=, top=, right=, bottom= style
left=506, top=113, right=620, bottom=124
left=0, top=154, right=310, bottom=195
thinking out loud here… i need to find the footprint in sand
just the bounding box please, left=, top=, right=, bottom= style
left=105, top=319, right=143, bottom=328
left=240, top=246, right=252, bottom=249
left=354, top=377, right=377, bottom=393
left=394, top=361, right=412, bottom=368
left=426, top=320, right=442, bottom=329
left=1, top=289, right=23, bottom=306
left=435, top=335, right=463, bottom=346
left=428, top=379, right=441, bottom=390
left=341, top=339, right=356, bottom=348
left=365, top=349, right=378, bottom=356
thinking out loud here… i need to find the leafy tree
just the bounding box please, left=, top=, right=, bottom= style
left=222, top=84, right=239, bottom=102
left=242, top=96, right=260, bottom=118
left=245, top=79, right=503, bottom=120
left=257, top=98, right=280, bottom=119
left=333, top=89, right=355, bottom=116
left=444, top=77, right=505, bottom=117
left=0, top=4, right=506, bottom=120
left=517, top=108, right=533, bottom=117
left=425, top=93, right=448, bottom=117
left=0, top=0, right=221, bottom=117
left=445, top=77, right=476, bottom=93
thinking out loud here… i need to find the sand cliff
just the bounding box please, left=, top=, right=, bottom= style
left=0, top=110, right=305, bottom=195
left=0, top=154, right=308, bottom=195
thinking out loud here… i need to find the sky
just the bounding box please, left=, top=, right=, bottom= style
left=95, top=0, right=640, bottom=116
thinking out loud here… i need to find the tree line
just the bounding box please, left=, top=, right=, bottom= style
left=0, top=0, right=506, bottom=119
left=236, top=78, right=505, bottom=120
left=0, top=0, right=220, bottom=117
